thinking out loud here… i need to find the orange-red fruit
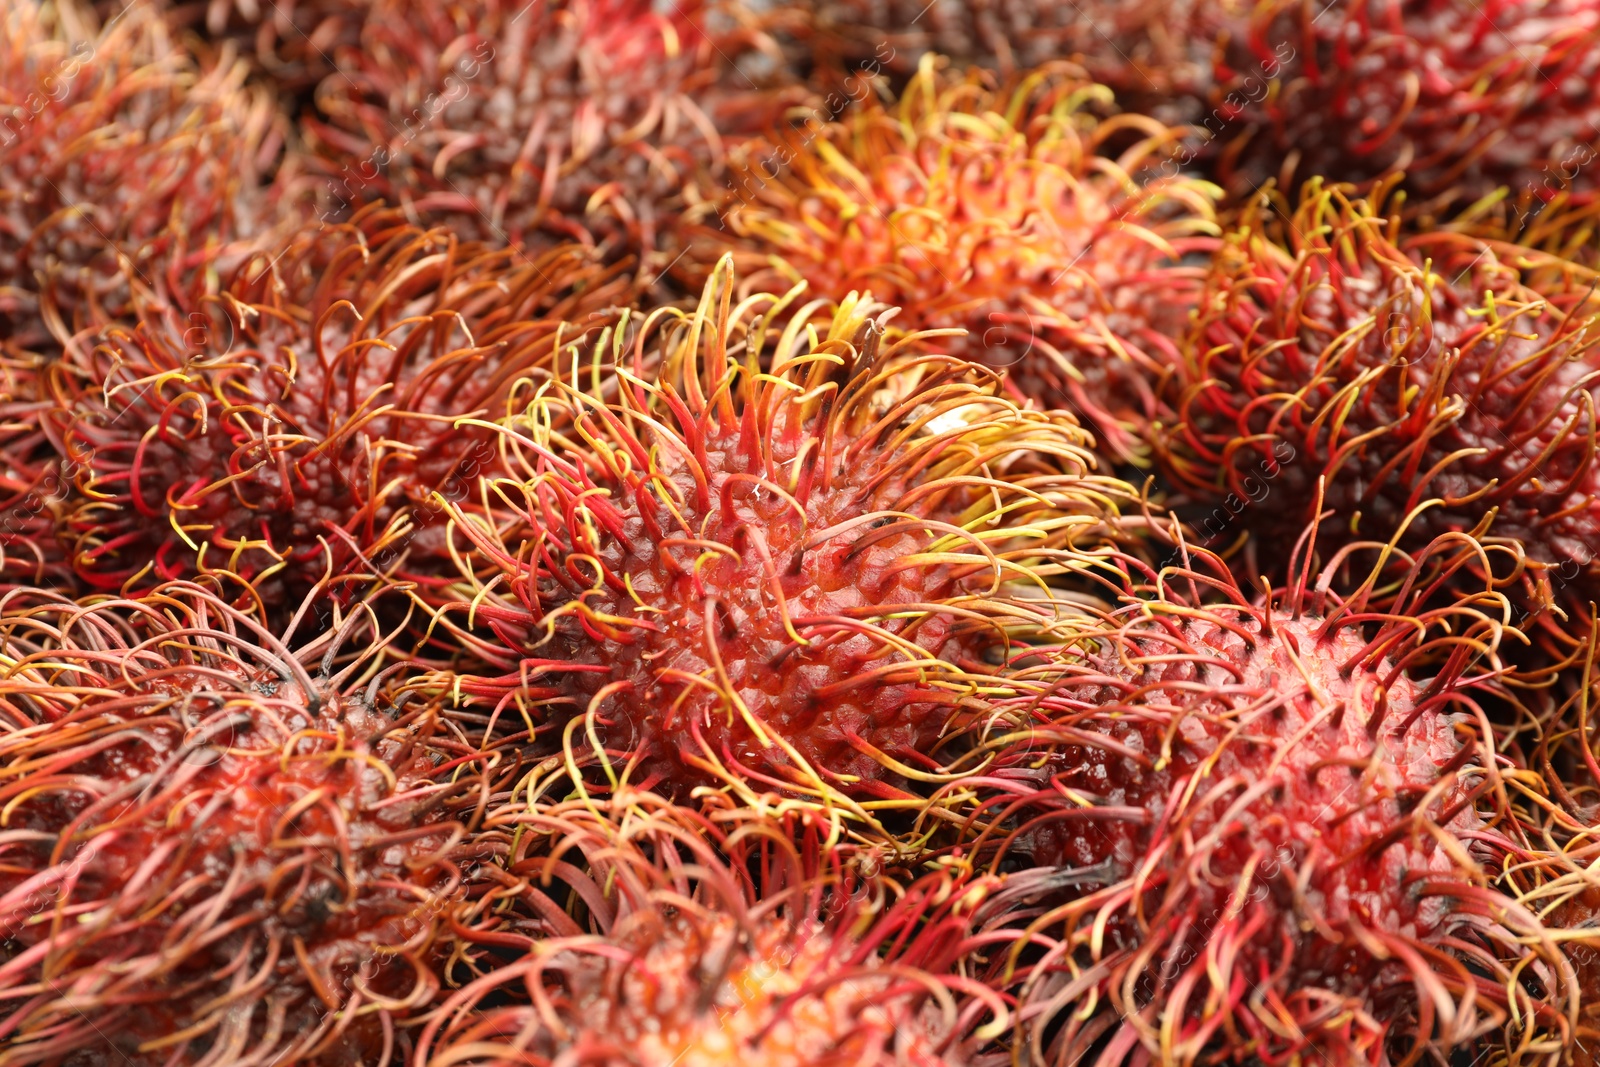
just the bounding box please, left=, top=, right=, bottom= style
left=437, top=268, right=1135, bottom=810
left=1160, top=184, right=1600, bottom=617
left=970, top=552, right=1568, bottom=1065
left=0, top=4, right=282, bottom=349
left=44, top=208, right=629, bottom=603
left=298, top=0, right=803, bottom=264
left=414, top=793, right=997, bottom=1067
left=0, top=585, right=475, bottom=1065
left=683, top=60, right=1219, bottom=463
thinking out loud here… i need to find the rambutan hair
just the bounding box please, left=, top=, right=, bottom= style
left=43, top=205, right=632, bottom=605
left=0, top=581, right=491, bottom=1065
left=949, top=535, right=1573, bottom=1066
left=295, top=0, right=803, bottom=270
left=1157, top=180, right=1600, bottom=637
left=110, top=0, right=371, bottom=94
left=766, top=0, right=1190, bottom=90
left=0, top=3, right=283, bottom=350
left=429, top=260, right=1142, bottom=829
left=1192, top=0, right=1600, bottom=209
left=682, top=58, right=1220, bottom=463
left=798, top=2, right=1600, bottom=214
left=0, top=352, right=70, bottom=592
left=411, top=787, right=1006, bottom=1066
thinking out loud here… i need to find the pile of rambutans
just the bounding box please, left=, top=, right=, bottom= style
left=14, top=1, right=1600, bottom=1064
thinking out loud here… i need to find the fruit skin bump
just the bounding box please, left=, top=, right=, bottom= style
left=412, top=789, right=1004, bottom=1067
left=433, top=260, right=1139, bottom=817
left=1157, top=181, right=1600, bottom=628
left=0, top=583, right=488, bottom=1066
left=957, top=540, right=1572, bottom=1066
left=682, top=58, right=1219, bottom=464
left=0, top=3, right=283, bottom=350
left=44, top=206, right=630, bottom=605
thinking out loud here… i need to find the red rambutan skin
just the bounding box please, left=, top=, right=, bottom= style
left=42, top=207, right=631, bottom=604
left=412, top=790, right=1000, bottom=1067
left=959, top=548, right=1569, bottom=1065
left=1158, top=183, right=1600, bottom=622
left=434, top=267, right=1139, bottom=818
left=0, top=584, right=484, bottom=1066
left=293, top=0, right=805, bottom=267
left=0, top=4, right=283, bottom=349
left=681, top=61, right=1220, bottom=464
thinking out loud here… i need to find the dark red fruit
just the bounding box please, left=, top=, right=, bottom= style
left=766, top=1, right=1167, bottom=80
left=44, top=206, right=629, bottom=604
left=434, top=266, right=1138, bottom=816
left=964, top=542, right=1571, bottom=1065
left=296, top=0, right=805, bottom=270
left=0, top=583, right=483, bottom=1065
left=1159, top=182, right=1600, bottom=632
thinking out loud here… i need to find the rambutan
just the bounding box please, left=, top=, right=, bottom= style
left=681, top=59, right=1220, bottom=463
left=413, top=788, right=1004, bottom=1066
left=1192, top=0, right=1600, bottom=208
left=431, top=262, right=1140, bottom=820
left=295, top=0, right=804, bottom=270
left=117, top=0, right=370, bottom=95
left=797, top=2, right=1600, bottom=212
left=0, top=3, right=283, bottom=348
left=957, top=541, right=1572, bottom=1065
left=767, top=0, right=1188, bottom=88
left=0, top=582, right=486, bottom=1065
left=43, top=205, right=630, bottom=604
left=1158, top=181, right=1600, bottom=631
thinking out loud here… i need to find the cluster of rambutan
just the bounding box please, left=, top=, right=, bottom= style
left=15, top=0, right=1600, bottom=1064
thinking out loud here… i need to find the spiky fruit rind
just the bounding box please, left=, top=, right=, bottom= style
left=686, top=58, right=1219, bottom=463
left=962, top=547, right=1571, bottom=1066
left=415, top=790, right=998, bottom=1067
left=436, top=260, right=1140, bottom=828
left=0, top=5, right=281, bottom=348
left=0, top=584, right=476, bottom=1064
left=298, top=0, right=805, bottom=265
left=46, top=207, right=631, bottom=603
left=1161, top=181, right=1600, bottom=626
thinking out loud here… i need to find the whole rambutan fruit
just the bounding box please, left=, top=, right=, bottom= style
left=1157, top=181, right=1600, bottom=636
left=43, top=205, right=631, bottom=605
left=431, top=262, right=1142, bottom=822
left=765, top=0, right=1193, bottom=91
left=956, top=541, right=1572, bottom=1066
left=0, top=582, right=489, bottom=1065
left=412, top=787, right=1005, bottom=1066
left=680, top=58, right=1220, bottom=464
left=95, top=0, right=371, bottom=95
left=1193, top=0, right=1600, bottom=209
left=0, top=3, right=284, bottom=348
left=294, top=0, right=806, bottom=271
